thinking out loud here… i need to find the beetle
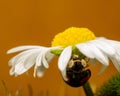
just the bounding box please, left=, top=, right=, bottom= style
left=64, top=55, right=91, bottom=87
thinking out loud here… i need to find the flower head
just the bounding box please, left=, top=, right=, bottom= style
left=52, top=27, right=96, bottom=47
left=7, top=27, right=120, bottom=81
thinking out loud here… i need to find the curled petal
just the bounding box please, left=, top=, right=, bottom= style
left=58, top=46, right=72, bottom=71
left=14, top=62, right=27, bottom=75
left=42, top=52, right=49, bottom=68
left=33, top=47, right=61, bottom=77
left=34, top=65, right=46, bottom=77
left=41, top=48, right=55, bottom=68
left=8, top=49, right=40, bottom=66
left=45, top=50, right=55, bottom=62
left=61, top=69, right=68, bottom=81
left=9, top=67, right=15, bottom=75
left=35, top=53, right=43, bottom=67
left=7, top=46, right=61, bottom=76
left=35, top=47, right=57, bottom=68
left=36, top=66, right=46, bottom=77
left=14, top=49, right=41, bottom=75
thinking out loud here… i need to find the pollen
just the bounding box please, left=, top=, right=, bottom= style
left=51, top=27, right=96, bottom=47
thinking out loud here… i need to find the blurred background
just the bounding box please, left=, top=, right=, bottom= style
left=0, top=0, right=120, bottom=96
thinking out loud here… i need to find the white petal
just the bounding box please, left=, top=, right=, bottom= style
left=34, top=47, right=57, bottom=77
left=8, top=49, right=41, bottom=66
left=35, top=53, right=42, bottom=67
left=42, top=48, right=56, bottom=68
left=88, top=44, right=109, bottom=73
left=90, top=59, right=108, bottom=74
left=8, top=50, right=30, bottom=66
left=14, top=62, right=27, bottom=75
left=15, top=50, right=37, bottom=65
left=9, top=67, right=15, bottom=75
left=7, top=45, right=44, bottom=54
left=76, top=43, right=95, bottom=58
left=97, top=38, right=120, bottom=72
left=97, top=37, right=120, bottom=52
left=76, top=43, right=109, bottom=65
left=91, top=38, right=116, bottom=56
left=42, top=53, right=49, bottom=68
left=8, top=48, right=43, bottom=75
left=110, top=55, right=120, bottom=73
left=98, top=37, right=120, bottom=44
left=44, top=47, right=61, bottom=66
left=88, top=43, right=109, bottom=64
left=77, top=41, right=110, bottom=74
left=45, top=51, right=55, bottom=62
left=14, top=50, right=40, bottom=75
left=58, top=46, right=72, bottom=71
left=61, top=69, right=68, bottom=81
left=23, top=52, right=38, bottom=69
left=8, top=45, right=61, bottom=76
left=34, top=65, right=46, bottom=77
left=98, top=65, right=108, bottom=75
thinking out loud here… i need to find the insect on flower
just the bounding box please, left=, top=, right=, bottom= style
left=7, top=27, right=120, bottom=87
left=64, top=54, right=91, bottom=87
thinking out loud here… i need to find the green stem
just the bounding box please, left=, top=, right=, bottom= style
left=83, top=82, right=94, bottom=96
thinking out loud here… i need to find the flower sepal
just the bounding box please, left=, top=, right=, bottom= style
left=51, top=49, right=63, bottom=56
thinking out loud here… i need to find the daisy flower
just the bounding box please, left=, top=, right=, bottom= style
left=7, top=27, right=120, bottom=81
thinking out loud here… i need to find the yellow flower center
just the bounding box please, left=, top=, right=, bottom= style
left=51, top=27, right=96, bottom=47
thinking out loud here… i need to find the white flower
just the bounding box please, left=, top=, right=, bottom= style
left=7, top=37, right=120, bottom=80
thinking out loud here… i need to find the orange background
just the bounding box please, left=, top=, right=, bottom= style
left=0, top=0, right=120, bottom=96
